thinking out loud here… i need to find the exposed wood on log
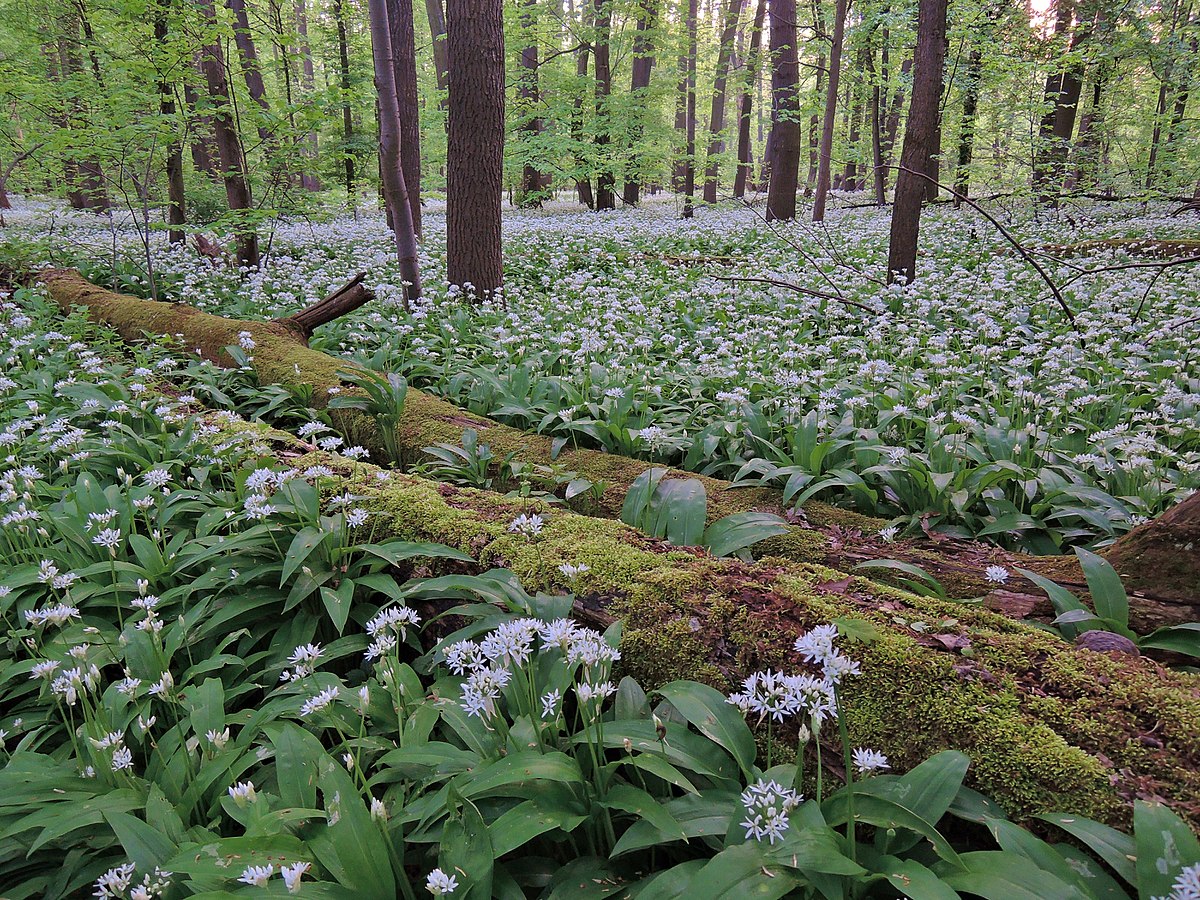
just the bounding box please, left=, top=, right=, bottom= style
left=273, top=273, right=376, bottom=340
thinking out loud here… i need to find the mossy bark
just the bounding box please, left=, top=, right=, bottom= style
left=37, top=268, right=1199, bottom=632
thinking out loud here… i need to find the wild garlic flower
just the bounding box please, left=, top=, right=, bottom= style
left=281, top=861, right=311, bottom=893
left=426, top=868, right=459, bottom=896
left=984, top=565, right=1010, bottom=585
left=238, top=864, right=274, bottom=886
left=299, top=686, right=340, bottom=718
left=1154, top=862, right=1200, bottom=900
left=283, top=643, right=324, bottom=680
left=740, top=780, right=802, bottom=844
left=508, top=513, right=545, bottom=537
left=852, top=747, right=890, bottom=775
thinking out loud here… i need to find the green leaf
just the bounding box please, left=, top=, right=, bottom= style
left=456, top=750, right=583, bottom=800
left=1138, top=623, right=1200, bottom=659
left=876, top=856, right=961, bottom=900
left=1075, top=548, right=1129, bottom=629
left=766, top=823, right=865, bottom=875
left=687, top=842, right=801, bottom=899
left=281, top=525, right=329, bottom=585
left=986, top=819, right=1096, bottom=899
left=488, top=800, right=587, bottom=858
left=602, top=783, right=687, bottom=841
left=702, top=512, right=790, bottom=558
left=309, top=755, right=395, bottom=899
left=856, top=750, right=970, bottom=836
left=1134, top=800, right=1200, bottom=900
left=356, top=541, right=474, bottom=566
left=103, top=811, right=176, bottom=873
left=1014, top=568, right=1089, bottom=640
left=656, top=681, right=757, bottom=778
left=611, top=792, right=735, bottom=857
left=440, top=799, right=494, bottom=900
left=938, top=851, right=1093, bottom=900
left=649, top=478, right=708, bottom=546
left=621, top=468, right=667, bottom=529
left=268, top=723, right=322, bottom=810
left=822, top=793, right=962, bottom=868
left=1036, top=812, right=1136, bottom=886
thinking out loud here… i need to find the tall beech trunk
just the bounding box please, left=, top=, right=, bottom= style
left=228, top=0, right=274, bottom=145
left=764, top=0, right=800, bottom=220
left=154, top=5, right=187, bottom=244
left=294, top=0, right=322, bottom=189
left=572, top=36, right=596, bottom=209
left=517, top=0, right=545, bottom=206
left=184, top=73, right=221, bottom=180
left=882, top=55, right=911, bottom=175
left=673, top=48, right=689, bottom=192
left=368, top=0, right=423, bottom=303
left=886, top=0, right=947, bottom=283
left=866, top=45, right=886, bottom=204
left=683, top=0, right=698, bottom=217
left=425, top=0, right=450, bottom=108
left=592, top=0, right=616, bottom=210
left=197, top=0, right=259, bottom=267
left=702, top=0, right=745, bottom=202
left=733, top=0, right=767, bottom=197
left=842, top=49, right=866, bottom=191
left=953, top=44, right=983, bottom=207
left=623, top=0, right=659, bottom=205
left=446, top=0, right=504, bottom=296
left=334, top=0, right=356, bottom=197
left=806, top=52, right=825, bottom=194
left=1033, top=0, right=1077, bottom=202
left=56, top=11, right=109, bottom=213
left=812, top=0, right=848, bottom=221
left=387, top=0, right=423, bottom=234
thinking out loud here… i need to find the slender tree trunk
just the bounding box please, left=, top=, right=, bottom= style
left=197, top=0, right=259, bottom=267
left=886, top=0, right=947, bottom=283
left=386, top=0, right=422, bottom=234
left=1067, top=73, right=1105, bottom=190
left=953, top=44, right=983, bottom=206
left=154, top=5, right=187, bottom=243
left=805, top=52, right=824, bottom=194
left=883, top=55, right=911, bottom=173
left=184, top=72, right=221, bottom=180
left=516, top=0, right=545, bottom=205
left=294, top=0, right=322, bottom=190
left=702, top=0, right=745, bottom=202
left=683, top=0, right=699, bottom=217
left=425, top=0, right=450, bottom=109
left=842, top=48, right=866, bottom=191
left=228, top=0, right=273, bottom=145
left=592, top=0, right=615, bottom=209
left=812, top=0, right=847, bottom=220
left=446, top=0, right=504, bottom=296
left=56, top=10, right=109, bottom=213
left=1033, top=0, right=1076, bottom=202
left=673, top=48, right=689, bottom=192
left=334, top=0, right=356, bottom=197
left=867, top=45, right=886, bottom=204
left=733, top=0, right=767, bottom=197
left=764, top=0, right=800, bottom=219
left=623, top=0, right=659, bottom=205
left=572, top=38, right=596, bottom=208
left=368, top=0, right=423, bottom=302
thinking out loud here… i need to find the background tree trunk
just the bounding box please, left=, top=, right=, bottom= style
left=294, top=0, right=322, bottom=190
left=683, top=0, right=698, bottom=217
left=623, top=0, right=659, bottom=205
left=592, top=0, right=615, bottom=209
left=387, top=0, right=423, bottom=235
left=425, top=0, right=451, bottom=109
left=812, top=0, right=847, bottom=221
left=733, top=0, right=766, bottom=198
left=765, top=0, right=800, bottom=220
left=56, top=11, right=109, bottom=213
left=1033, top=0, right=1076, bottom=202
left=446, top=0, right=505, bottom=296
left=953, top=44, right=983, bottom=206
left=154, top=4, right=187, bottom=244
left=184, top=71, right=221, bottom=180
left=516, top=0, right=545, bottom=206
left=867, top=44, right=886, bottom=204
left=334, top=0, right=356, bottom=197
left=886, top=0, right=947, bottom=283
left=228, top=0, right=274, bottom=145
left=702, top=0, right=744, bottom=202
left=368, top=0, right=423, bottom=303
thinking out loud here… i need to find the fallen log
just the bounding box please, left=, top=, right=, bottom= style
left=35, top=268, right=1200, bottom=633
left=211, top=422, right=1200, bottom=831
left=1038, top=238, right=1200, bottom=259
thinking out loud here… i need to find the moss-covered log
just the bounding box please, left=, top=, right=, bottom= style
left=36, top=268, right=1200, bottom=633
left=224, top=421, right=1200, bottom=832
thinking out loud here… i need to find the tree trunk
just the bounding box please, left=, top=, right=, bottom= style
left=882, top=55, right=911, bottom=175
left=1066, top=73, right=1105, bottom=191
left=154, top=5, right=187, bottom=244
left=805, top=52, right=824, bottom=194
left=812, top=0, right=848, bottom=221
left=196, top=0, right=259, bottom=267
left=702, top=0, right=745, bottom=202
left=387, top=0, right=423, bottom=235
left=622, top=0, right=659, bottom=205
left=334, top=0, right=356, bottom=197
left=682, top=0, right=699, bottom=218
left=572, top=39, right=596, bottom=209
left=368, top=0, right=423, bottom=304
left=183, top=74, right=221, bottom=180
left=867, top=45, right=886, bottom=205
left=294, top=0, right=322, bottom=190
left=1033, top=0, right=1076, bottom=203
left=446, top=0, right=505, bottom=297
left=885, top=0, right=947, bottom=283
left=56, top=11, right=109, bottom=213
left=592, top=0, right=615, bottom=210
left=673, top=49, right=689, bottom=192
left=425, top=0, right=451, bottom=109
left=953, top=44, right=983, bottom=207
left=228, top=0, right=274, bottom=145
left=516, top=0, right=545, bottom=206
left=733, top=0, right=767, bottom=198
left=842, top=48, right=866, bottom=192
left=764, top=0, right=800, bottom=220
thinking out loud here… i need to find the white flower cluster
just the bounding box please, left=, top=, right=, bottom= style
left=740, top=779, right=802, bottom=844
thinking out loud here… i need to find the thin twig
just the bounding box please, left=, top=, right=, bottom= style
left=707, top=274, right=876, bottom=313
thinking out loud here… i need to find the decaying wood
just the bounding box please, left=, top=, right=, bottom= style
left=273, top=273, right=376, bottom=341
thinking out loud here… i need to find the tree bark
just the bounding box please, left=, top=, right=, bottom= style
left=592, top=0, right=616, bottom=210
left=764, top=0, right=800, bottom=221
left=812, top=0, right=848, bottom=221
left=682, top=0, right=699, bottom=217
left=387, top=0, right=423, bottom=235
left=622, top=0, right=659, bottom=205
left=702, top=0, right=745, bottom=202
left=196, top=0, right=259, bottom=267
left=334, top=0, right=356, bottom=197
left=56, top=10, right=109, bottom=213
left=866, top=44, right=886, bottom=205
left=1033, top=0, right=1077, bottom=203
left=842, top=48, right=866, bottom=192
left=882, top=55, right=911, bottom=176
left=294, top=0, right=322, bottom=190
left=368, top=0, right=423, bottom=304
left=446, top=0, right=504, bottom=297
left=227, top=0, right=274, bottom=145
left=732, top=0, right=767, bottom=198
left=516, top=0, right=545, bottom=206
left=154, top=4, right=187, bottom=244
left=673, top=47, right=688, bottom=193
left=953, top=44, right=983, bottom=207
left=183, top=71, right=221, bottom=181
left=425, top=0, right=451, bottom=109
left=885, top=0, right=947, bottom=283
left=572, top=37, right=596, bottom=209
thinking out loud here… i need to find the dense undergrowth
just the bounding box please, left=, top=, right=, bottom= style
left=2, top=266, right=1200, bottom=896
left=4, top=196, right=1197, bottom=556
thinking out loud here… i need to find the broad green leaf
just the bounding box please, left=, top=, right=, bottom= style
left=1134, top=800, right=1200, bottom=900
left=1036, top=812, right=1136, bottom=886
left=938, top=850, right=1093, bottom=900
left=1075, top=548, right=1129, bottom=629
left=103, top=811, right=176, bottom=873
left=280, top=525, right=328, bottom=585
left=656, top=681, right=757, bottom=778
left=822, top=793, right=962, bottom=868
left=488, top=799, right=587, bottom=858
left=702, top=512, right=790, bottom=558
left=687, top=842, right=801, bottom=899
left=1138, top=623, right=1200, bottom=659
left=602, top=783, right=687, bottom=841
left=308, top=755, right=395, bottom=899
left=440, top=799, right=494, bottom=900
left=649, top=477, right=708, bottom=546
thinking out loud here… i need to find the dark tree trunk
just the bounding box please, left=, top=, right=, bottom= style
left=1067, top=73, right=1106, bottom=190
left=885, top=0, right=948, bottom=283
left=197, top=0, right=259, bottom=267
left=334, top=0, right=356, bottom=197
left=805, top=52, right=824, bottom=194
left=294, top=0, right=322, bottom=190
left=154, top=5, right=187, bottom=243
left=953, top=44, right=983, bottom=207
left=683, top=0, right=698, bottom=217
left=733, top=0, right=767, bottom=198
left=228, top=0, right=273, bottom=145
left=368, top=0, right=423, bottom=303
left=867, top=45, right=886, bottom=205
left=516, top=0, right=545, bottom=206
left=842, top=48, right=866, bottom=191
left=812, top=0, right=848, bottom=221
left=56, top=11, right=109, bottom=213
left=673, top=49, right=689, bottom=192
left=446, top=0, right=504, bottom=296
left=592, top=0, right=615, bottom=210
left=572, top=39, right=596, bottom=208
left=184, top=72, right=221, bottom=180
left=425, top=0, right=450, bottom=108
left=764, top=0, right=800, bottom=220
left=702, top=0, right=745, bottom=202
left=1033, top=0, right=1079, bottom=203
left=386, top=0, right=422, bottom=234
left=623, top=0, right=659, bottom=205
left=883, top=55, right=912, bottom=175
